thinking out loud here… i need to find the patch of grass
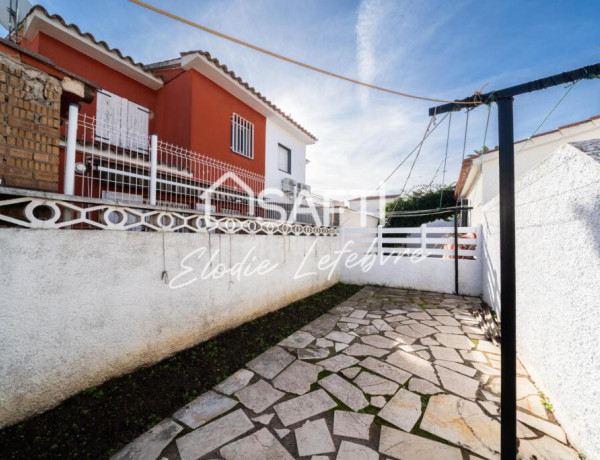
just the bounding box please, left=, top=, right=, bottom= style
left=410, top=296, right=429, bottom=310
left=326, top=394, right=353, bottom=412
left=359, top=405, right=380, bottom=415
left=317, top=370, right=332, bottom=380
left=310, top=370, right=333, bottom=392
left=539, top=391, right=554, bottom=412
left=0, top=283, right=362, bottom=459
left=470, top=338, right=480, bottom=346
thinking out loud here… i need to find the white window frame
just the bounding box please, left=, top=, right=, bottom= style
left=230, top=113, right=254, bottom=159
left=278, top=143, right=291, bottom=174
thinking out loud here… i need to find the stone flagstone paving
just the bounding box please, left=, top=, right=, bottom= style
left=112, top=286, right=580, bottom=460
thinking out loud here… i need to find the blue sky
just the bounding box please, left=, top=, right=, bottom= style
left=7, top=0, right=600, bottom=199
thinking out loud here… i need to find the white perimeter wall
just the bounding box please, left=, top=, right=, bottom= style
left=481, top=141, right=600, bottom=459
left=464, top=120, right=600, bottom=226
left=265, top=118, right=307, bottom=193
left=339, top=257, right=482, bottom=297
left=0, top=229, right=338, bottom=428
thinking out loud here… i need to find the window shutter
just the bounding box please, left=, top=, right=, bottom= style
left=96, top=90, right=149, bottom=150
left=116, top=97, right=128, bottom=148
left=126, top=102, right=150, bottom=152
left=95, top=90, right=113, bottom=143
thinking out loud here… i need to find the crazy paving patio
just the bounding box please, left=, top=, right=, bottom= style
left=112, top=287, right=580, bottom=460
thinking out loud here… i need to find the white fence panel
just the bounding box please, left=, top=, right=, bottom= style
left=339, top=224, right=482, bottom=295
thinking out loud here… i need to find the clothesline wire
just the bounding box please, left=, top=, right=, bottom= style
left=517, top=81, right=578, bottom=153
left=384, top=113, right=443, bottom=225
left=438, top=112, right=453, bottom=208
left=374, top=112, right=449, bottom=193
left=128, top=0, right=486, bottom=106
left=461, top=109, right=471, bottom=162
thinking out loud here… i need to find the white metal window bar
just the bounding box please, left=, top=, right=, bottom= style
left=230, top=113, right=254, bottom=159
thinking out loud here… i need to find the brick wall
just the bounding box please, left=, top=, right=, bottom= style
left=0, top=51, right=62, bottom=192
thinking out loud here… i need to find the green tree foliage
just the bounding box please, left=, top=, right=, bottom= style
left=385, top=184, right=456, bottom=228
left=473, top=145, right=492, bottom=156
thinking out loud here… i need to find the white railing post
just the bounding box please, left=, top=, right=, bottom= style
left=377, top=225, right=383, bottom=258
left=420, top=223, right=427, bottom=258
left=322, top=204, right=330, bottom=227
left=64, top=103, right=79, bottom=195
left=290, top=183, right=298, bottom=222
left=476, top=223, right=482, bottom=260
left=150, top=134, right=158, bottom=205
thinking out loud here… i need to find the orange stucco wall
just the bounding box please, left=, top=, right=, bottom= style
left=154, top=69, right=192, bottom=148
left=21, top=33, right=157, bottom=131
left=20, top=32, right=266, bottom=176
left=154, top=68, right=266, bottom=176
left=190, top=69, right=265, bottom=175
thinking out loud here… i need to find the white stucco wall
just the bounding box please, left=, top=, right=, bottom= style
left=339, top=257, right=482, bottom=297
left=480, top=141, right=600, bottom=459
left=0, top=229, right=338, bottom=428
left=265, top=118, right=308, bottom=195
left=347, top=196, right=398, bottom=215
left=463, top=118, right=600, bottom=226
left=337, top=207, right=380, bottom=228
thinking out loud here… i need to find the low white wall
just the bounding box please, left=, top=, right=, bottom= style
left=0, top=229, right=338, bottom=428
left=481, top=141, right=600, bottom=459
left=339, top=256, right=482, bottom=296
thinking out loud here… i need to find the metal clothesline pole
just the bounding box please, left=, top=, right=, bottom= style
left=428, top=61, right=600, bottom=459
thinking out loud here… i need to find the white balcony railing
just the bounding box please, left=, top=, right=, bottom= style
left=66, top=113, right=262, bottom=217
left=62, top=110, right=331, bottom=226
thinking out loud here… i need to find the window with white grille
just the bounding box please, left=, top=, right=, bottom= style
left=230, top=113, right=254, bottom=159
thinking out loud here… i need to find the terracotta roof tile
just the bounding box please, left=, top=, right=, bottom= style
left=23, top=6, right=316, bottom=141
left=23, top=5, right=161, bottom=82
left=0, top=37, right=100, bottom=89
left=454, top=157, right=474, bottom=199
left=23, top=5, right=317, bottom=141
left=175, top=50, right=317, bottom=141
left=454, top=114, right=600, bottom=198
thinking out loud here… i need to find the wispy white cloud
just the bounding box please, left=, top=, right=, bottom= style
left=355, top=0, right=387, bottom=108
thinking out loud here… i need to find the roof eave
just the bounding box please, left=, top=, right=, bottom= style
left=181, top=52, right=317, bottom=145
left=22, top=9, right=163, bottom=90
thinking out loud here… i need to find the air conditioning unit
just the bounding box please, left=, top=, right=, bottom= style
left=297, top=182, right=311, bottom=193
left=281, top=177, right=297, bottom=193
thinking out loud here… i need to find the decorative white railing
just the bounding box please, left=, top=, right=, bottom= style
left=0, top=191, right=338, bottom=236
left=67, top=114, right=265, bottom=218
left=341, top=224, right=479, bottom=259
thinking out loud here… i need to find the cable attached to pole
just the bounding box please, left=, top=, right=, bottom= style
left=438, top=112, right=452, bottom=208
left=374, top=112, right=448, bottom=192
left=384, top=114, right=439, bottom=225
left=482, top=102, right=492, bottom=150
left=517, top=81, right=578, bottom=153
left=461, top=109, right=470, bottom=162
